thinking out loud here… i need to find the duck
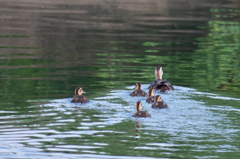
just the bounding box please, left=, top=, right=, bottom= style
left=146, top=88, right=155, bottom=103
left=130, top=83, right=147, bottom=97
left=71, top=87, right=89, bottom=103
left=148, top=66, right=174, bottom=92
left=152, top=95, right=168, bottom=109
left=133, top=101, right=151, bottom=118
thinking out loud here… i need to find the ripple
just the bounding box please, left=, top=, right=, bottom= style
left=2, top=85, right=240, bottom=159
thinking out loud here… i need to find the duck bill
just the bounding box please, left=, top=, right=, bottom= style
left=82, top=91, right=86, bottom=93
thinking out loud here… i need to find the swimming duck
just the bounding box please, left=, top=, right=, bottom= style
left=148, top=66, right=174, bottom=92
left=133, top=101, right=151, bottom=118
left=146, top=88, right=155, bottom=103
left=130, top=83, right=147, bottom=97
left=152, top=95, right=168, bottom=109
left=71, top=87, right=89, bottom=103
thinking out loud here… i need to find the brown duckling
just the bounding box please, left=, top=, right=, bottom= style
left=151, top=95, right=168, bottom=109
left=130, top=83, right=147, bottom=97
left=71, top=87, right=89, bottom=103
left=133, top=101, right=151, bottom=118
left=148, top=66, right=174, bottom=92
left=146, top=88, right=155, bottom=103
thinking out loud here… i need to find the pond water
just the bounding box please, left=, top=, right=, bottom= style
left=0, top=0, right=240, bottom=158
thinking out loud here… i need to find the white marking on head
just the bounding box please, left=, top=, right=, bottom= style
left=75, top=87, right=80, bottom=95
left=78, top=88, right=83, bottom=95
left=75, top=87, right=85, bottom=95
left=154, top=95, right=162, bottom=102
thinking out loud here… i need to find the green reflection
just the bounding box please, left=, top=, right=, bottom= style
left=192, top=20, right=240, bottom=95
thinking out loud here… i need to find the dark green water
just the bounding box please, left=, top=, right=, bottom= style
left=0, top=0, right=240, bottom=158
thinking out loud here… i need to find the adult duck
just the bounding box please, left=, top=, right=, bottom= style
left=148, top=66, right=174, bottom=92
left=133, top=101, right=151, bottom=118
left=71, top=87, right=89, bottom=103
left=130, top=83, right=147, bottom=97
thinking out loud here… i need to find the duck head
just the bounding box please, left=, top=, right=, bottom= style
left=154, top=95, right=163, bottom=102
left=134, top=83, right=142, bottom=90
left=148, top=88, right=154, bottom=97
left=75, top=87, right=86, bottom=95
left=155, top=66, right=163, bottom=80
left=136, top=101, right=143, bottom=111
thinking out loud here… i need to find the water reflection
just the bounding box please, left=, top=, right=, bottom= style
left=0, top=0, right=240, bottom=158
left=0, top=0, right=239, bottom=96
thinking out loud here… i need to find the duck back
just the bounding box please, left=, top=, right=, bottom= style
left=146, top=96, right=155, bottom=103
left=71, top=95, right=89, bottom=103
left=130, top=89, right=147, bottom=97
left=152, top=101, right=168, bottom=109
left=148, top=79, right=174, bottom=92
left=133, top=111, right=151, bottom=117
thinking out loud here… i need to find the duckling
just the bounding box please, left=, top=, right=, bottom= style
left=130, top=83, right=147, bottom=97
left=152, top=95, right=168, bottom=109
left=148, top=66, right=174, bottom=92
left=146, top=88, right=155, bottom=103
left=71, top=87, right=89, bottom=103
left=133, top=101, right=151, bottom=118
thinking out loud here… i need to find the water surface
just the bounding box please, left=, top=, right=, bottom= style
left=0, top=0, right=240, bottom=158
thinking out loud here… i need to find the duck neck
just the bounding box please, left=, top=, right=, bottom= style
left=148, top=90, right=154, bottom=97
left=155, top=70, right=163, bottom=80
left=136, top=102, right=142, bottom=111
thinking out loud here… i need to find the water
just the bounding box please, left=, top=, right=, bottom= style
left=0, top=0, right=240, bottom=158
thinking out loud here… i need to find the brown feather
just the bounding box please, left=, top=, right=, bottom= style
left=133, top=111, right=151, bottom=118
left=134, top=101, right=151, bottom=117
left=130, top=89, right=147, bottom=97
left=71, top=95, right=89, bottom=103
left=146, top=96, right=155, bottom=103
left=148, top=79, right=174, bottom=92
left=152, top=101, right=168, bottom=109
